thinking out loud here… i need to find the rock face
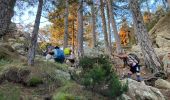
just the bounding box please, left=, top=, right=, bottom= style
left=0, top=67, right=31, bottom=84
left=122, top=79, right=165, bottom=100
left=162, top=53, right=170, bottom=74
left=155, top=79, right=170, bottom=89
left=54, top=69, right=71, bottom=81
left=131, top=45, right=170, bottom=65
left=7, top=30, right=30, bottom=55
left=149, top=12, right=170, bottom=48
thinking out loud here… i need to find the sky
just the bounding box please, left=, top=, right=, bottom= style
left=11, top=0, right=165, bottom=42
left=12, top=4, right=51, bottom=29
left=12, top=0, right=164, bottom=28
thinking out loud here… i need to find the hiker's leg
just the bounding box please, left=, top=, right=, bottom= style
left=128, top=71, right=132, bottom=78
left=54, top=58, right=60, bottom=63
left=136, top=72, right=142, bottom=82
left=136, top=65, right=142, bottom=82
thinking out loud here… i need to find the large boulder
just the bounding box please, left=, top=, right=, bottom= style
left=122, top=79, right=165, bottom=100
left=8, top=31, right=30, bottom=55
left=162, top=53, right=170, bottom=74
left=155, top=79, right=170, bottom=89
left=0, top=43, right=18, bottom=60
left=54, top=69, right=71, bottom=81
left=0, top=67, right=31, bottom=84
left=117, top=94, right=132, bottom=100
left=149, top=12, right=170, bottom=48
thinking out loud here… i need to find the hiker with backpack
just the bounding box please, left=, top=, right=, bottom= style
left=53, top=46, right=65, bottom=63
left=114, top=52, right=142, bottom=82
left=64, top=47, right=75, bottom=66
left=45, top=46, right=55, bottom=61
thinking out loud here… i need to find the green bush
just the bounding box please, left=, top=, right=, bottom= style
left=0, top=85, right=20, bottom=100
left=79, top=55, right=128, bottom=98
left=0, top=59, right=10, bottom=67
left=28, top=77, right=43, bottom=87
left=53, top=92, right=82, bottom=100
left=107, top=73, right=128, bottom=99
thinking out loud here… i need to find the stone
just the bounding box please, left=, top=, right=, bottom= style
left=155, top=79, right=170, bottom=89
left=17, top=49, right=26, bottom=55
left=55, top=69, right=71, bottom=81
left=8, top=38, right=16, bottom=42
left=4, top=67, right=30, bottom=83
left=149, top=12, right=170, bottom=48
left=18, top=37, right=25, bottom=41
left=117, top=94, right=132, bottom=100
left=11, top=43, right=24, bottom=50
left=121, top=79, right=165, bottom=100
left=162, top=53, right=170, bottom=74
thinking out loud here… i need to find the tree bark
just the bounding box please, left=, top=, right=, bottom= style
left=28, top=0, right=43, bottom=66
left=72, top=20, right=75, bottom=54
left=106, top=0, right=122, bottom=54
left=129, top=0, right=162, bottom=73
left=0, top=0, right=16, bottom=37
left=91, top=0, right=97, bottom=48
left=100, top=0, right=111, bottom=55
left=63, top=0, right=69, bottom=49
left=77, top=0, right=84, bottom=57
left=106, top=4, right=112, bottom=51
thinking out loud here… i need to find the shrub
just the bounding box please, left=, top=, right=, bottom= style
left=79, top=55, right=128, bottom=98
left=53, top=92, right=82, bottom=100
left=107, top=73, right=128, bottom=99
left=0, top=59, right=10, bottom=67
left=27, top=77, right=43, bottom=87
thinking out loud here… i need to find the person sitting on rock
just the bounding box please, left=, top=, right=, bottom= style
left=45, top=46, right=55, bottom=60
left=53, top=46, right=65, bottom=63
left=64, top=47, right=75, bottom=66
left=114, top=52, right=142, bottom=82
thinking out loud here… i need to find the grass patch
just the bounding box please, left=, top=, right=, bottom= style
left=52, top=82, right=106, bottom=100
left=0, top=83, right=21, bottom=100
left=52, top=82, right=86, bottom=100
left=27, top=76, right=43, bottom=87
left=0, top=59, right=10, bottom=71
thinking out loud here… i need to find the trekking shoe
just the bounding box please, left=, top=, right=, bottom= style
left=136, top=75, right=142, bottom=82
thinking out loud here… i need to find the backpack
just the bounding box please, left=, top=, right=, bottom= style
left=127, top=53, right=140, bottom=65
left=54, top=49, right=65, bottom=59
left=64, top=48, right=71, bottom=55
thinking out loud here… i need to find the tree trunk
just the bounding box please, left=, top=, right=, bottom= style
left=63, top=0, right=69, bottom=49
left=91, top=0, right=97, bottom=48
left=72, top=20, right=75, bottom=54
left=28, top=0, right=43, bottom=66
left=129, top=0, right=162, bottom=73
left=100, top=0, right=111, bottom=55
left=168, top=0, right=170, bottom=8
left=106, top=0, right=122, bottom=54
left=0, top=0, right=16, bottom=37
left=77, top=0, right=84, bottom=57
left=106, top=4, right=112, bottom=51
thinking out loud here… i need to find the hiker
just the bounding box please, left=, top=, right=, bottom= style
left=114, top=52, right=142, bottom=82
left=45, top=46, right=55, bottom=61
left=64, top=47, right=75, bottom=66
left=53, top=46, right=65, bottom=63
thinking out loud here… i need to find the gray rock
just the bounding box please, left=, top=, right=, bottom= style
left=117, top=94, right=132, bottom=100
left=121, top=79, right=165, bottom=100
left=11, top=43, right=24, bottom=50
left=155, top=79, right=170, bottom=89
left=55, top=69, right=71, bottom=81
left=162, top=53, right=170, bottom=74
left=18, top=37, right=25, bottom=41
